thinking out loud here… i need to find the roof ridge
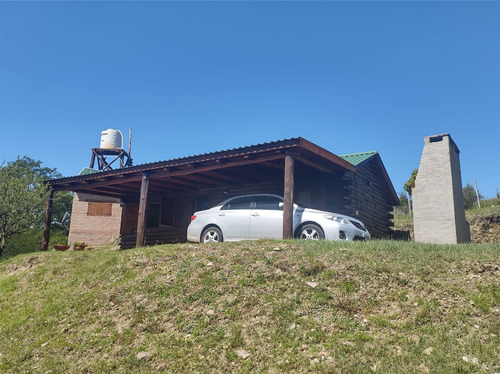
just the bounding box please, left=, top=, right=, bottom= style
left=339, top=150, right=378, bottom=157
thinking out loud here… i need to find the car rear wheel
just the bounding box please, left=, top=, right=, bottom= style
left=201, top=226, right=223, bottom=243
left=297, top=224, right=324, bottom=240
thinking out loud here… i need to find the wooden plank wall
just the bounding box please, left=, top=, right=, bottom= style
left=340, top=161, right=394, bottom=238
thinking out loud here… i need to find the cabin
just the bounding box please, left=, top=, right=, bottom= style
left=42, top=138, right=399, bottom=249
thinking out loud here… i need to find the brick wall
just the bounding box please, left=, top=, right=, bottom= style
left=68, top=193, right=123, bottom=247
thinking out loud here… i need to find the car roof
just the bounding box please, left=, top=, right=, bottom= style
left=215, top=193, right=283, bottom=207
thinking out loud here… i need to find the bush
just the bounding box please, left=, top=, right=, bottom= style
left=463, top=184, right=483, bottom=210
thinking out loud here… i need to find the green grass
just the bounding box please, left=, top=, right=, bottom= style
left=0, top=240, right=499, bottom=373
left=466, top=197, right=500, bottom=219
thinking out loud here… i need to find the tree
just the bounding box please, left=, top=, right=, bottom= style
left=0, top=156, right=71, bottom=256
left=463, top=183, right=483, bottom=210
left=404, top=169, right=418, bottom=196
left=397, top=191, right=409, bottom=213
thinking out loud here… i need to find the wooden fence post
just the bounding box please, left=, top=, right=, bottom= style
left=283, top=152, right=295, bottom=239
left=136, top=172, right=151, bottom=247
left=473, top=178, right=481, bottom=208
left=407, top=191, right=413, bottom=219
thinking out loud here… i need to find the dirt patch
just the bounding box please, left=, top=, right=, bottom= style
left=469, top=213, right=500, bottom=243
left=6, top=255, right=45, bottom=276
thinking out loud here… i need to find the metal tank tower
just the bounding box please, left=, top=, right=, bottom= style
left=89, top=128, right=132, bottom=171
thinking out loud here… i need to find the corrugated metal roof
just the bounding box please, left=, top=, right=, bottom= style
left=50, top=138, right=303, bottom=183
left=47, top=138, right=360, bottom=191
left=340, top=151, right=378, bottom=166
left=78, top=167, right=101, bottom=176
left=126, top=137, right=301, bottom=170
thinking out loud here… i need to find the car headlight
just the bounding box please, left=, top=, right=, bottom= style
left=324, top=215, right=349, bottom=225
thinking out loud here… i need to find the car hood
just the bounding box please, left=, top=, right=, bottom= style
left=297, top=206, right=364, bottom=224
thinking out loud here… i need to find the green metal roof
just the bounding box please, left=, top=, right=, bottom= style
left=339, top=151, right=378, bottom=166
left=78, top=167, right=101, bottom=176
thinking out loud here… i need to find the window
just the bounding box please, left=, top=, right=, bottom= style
left=195, top=196, right=210, bottom=211
left=146, top=198, right=176, bottom=228
left=147, top=203, right=160, bottom=228
left=87, top=202, right=112, bottom=216
left=254, top=195, right=283, bottom=210
left=221, top=196, right=254, bottom=210
left=161, top=198, right=176, bottom=226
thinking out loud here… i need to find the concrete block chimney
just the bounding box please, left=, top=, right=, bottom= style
left=412, top=134, right=470, bottom=244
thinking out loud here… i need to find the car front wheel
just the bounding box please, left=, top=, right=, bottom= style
left=201, top=226, right=223, bottom=243
left=297, top=224, right=324, bottom=240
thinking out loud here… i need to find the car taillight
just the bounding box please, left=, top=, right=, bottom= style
left=190, top=215, right=197, bottom=221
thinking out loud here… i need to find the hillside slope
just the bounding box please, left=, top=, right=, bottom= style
left=1, top=241, right=499, bottom=373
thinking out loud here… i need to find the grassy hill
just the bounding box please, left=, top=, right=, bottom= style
left=1, top=240, right=499, bottom=373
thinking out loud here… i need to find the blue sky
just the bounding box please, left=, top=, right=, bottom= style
left=1, top=1, right=499, bottom=198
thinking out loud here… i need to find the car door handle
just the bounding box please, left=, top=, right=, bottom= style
left=218, top=213, right=225, bottom=216
left=251, top=213, right=260, bottom=217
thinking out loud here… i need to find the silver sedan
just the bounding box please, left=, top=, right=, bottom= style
left=187, top=194, right=371, bottom=243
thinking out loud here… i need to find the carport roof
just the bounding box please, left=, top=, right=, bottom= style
left=47, top=137, right=356, bottom=199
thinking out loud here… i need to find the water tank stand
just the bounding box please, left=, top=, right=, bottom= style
left=89, top=148, right=132, bottom=171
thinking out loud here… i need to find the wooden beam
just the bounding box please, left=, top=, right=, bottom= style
left=298, top=138, right=356, bottom=172
left=283, top=152, right=295, bottom=239
left=51, top=152, right=288, bottom=193
left=203, top=170, right=244, bottom=184
left=62, top=176, right=142, bottom=190
left=216, top=167, right=260, bottom=184
left=90, top=149, right=96, bottom=169
left=136, top=172, right=151, bottom=247
left=41, top=189, right=54, bottom=251
left=295, top=155, right=339, bottom=174
left=168, top=177, right=203, bottom=188
left=150, top=153, right=285, bottom=179
left=260, top=160, right=285, bottom=171
left=148, top=180, right=186, bottom=191
left=89, top=182, right=140, bottom=194
left=180, top=173, right=226, bottom=186
left=244, top=164, right=282, bottom=181
left=73, top=188, right=127, bottom=199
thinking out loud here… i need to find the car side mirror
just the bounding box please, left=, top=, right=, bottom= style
left=278, top=202, right=284, bottom=209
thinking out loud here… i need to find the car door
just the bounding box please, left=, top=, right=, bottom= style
left=248, top=195, right=284, bottom=239
left=217, top=196, right=253, bottom=240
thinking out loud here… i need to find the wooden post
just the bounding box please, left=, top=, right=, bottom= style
left=89, top=149, right=96, bottom=168
left=407, top=191, right=413, bottom=219
left=41, top=189, right=54, bottom=251
left=283, top=152, right=295, bottom=239
left=473, top=178, right=481, bottom=208
left=136, top=172, right=151, bottom=247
